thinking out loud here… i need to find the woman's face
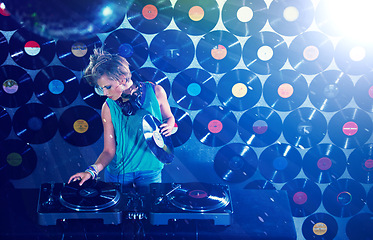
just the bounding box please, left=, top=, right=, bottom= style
left=96, top=74, right=129, bottom=100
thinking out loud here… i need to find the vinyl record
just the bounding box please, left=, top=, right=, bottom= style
left=222, top=0, right=268, bottom=37
left=34, top=66, right=79, bottom=108
left=0, top=5, right=21, bottom=31
left=57, top=35, right=102, bottom=71
left=149, top=30, right=194, bottom=73
left=268, top=0, right=314, bottom=36
left=315, top=0, right=344, bottom=37
left=196, top=30, right=242, bottom=74
left=368, top=187, right=373, bottom=212
left=79, top=78, right=107, bottom=110
left=12, top=103, right=58, bottom=144
left=347, top=144, right=373, bottom=184
left=131, top=67, right=171, bottom=97
left=243, top=31, right=288, bottom=75
left=127, top=0, right=173, bottom=34
left=168, top=182, right=230, bottom=212
left=283, top=107, right=327, bottom=148
left=328, top=108, right=373, bottom=149
left=281, top=178, right=322, bottom=217
left=59, top=105, right=103, bottom=147
left=193, top=105, right=237, bottom=147
left=103, top=29, right=148, bottom=70
left=335, top=37, right=373, bottom=75
left=0, top=139, right=37, bottom=180
left=354, top=72, right=373, bottom=112
left=302, top=213, right=338, bottom=240
left=172, top=68, right=216, bottom=110
left=309, top=70, right=354, bottom=112
left=323, top=178, right=366, bottom=218
left=346, top=213, right=373, bottom=240
left=244, top=180, right=276, bottom=190
left=0, top=107, right=11, bottom=142
left=214, top=143, right=258, bottom=183
left=289, top=31, right=334, bottom=75
left=174, top=0, right=219, bottom=36
left=238, top=107, right=283, bottom=148
left=0, top=65, right=33, bottom=108
left=142, top=114, right=174, bottom=164
left=170, top=107, right=192, bottom=147
left=9, top=28, right=56, bottom=70
left=0, top=32, right=8, bottom=65
left=217, top=69, right=262, bottom=111
left=263, top=69, right=308, bottom=111
left=303, top=144, right=347, bottom=184
left=258, top=143, right=302, bottom=183
left=60, top=179, right=120, bottom=211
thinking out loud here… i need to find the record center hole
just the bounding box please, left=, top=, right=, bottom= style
left=297, top=121, right=312, bottom=136
left=229, top=156, right=244, bottom=171
left=323, top=84, right=339, bottom=99
left=79, top=188, right=99, bottom=198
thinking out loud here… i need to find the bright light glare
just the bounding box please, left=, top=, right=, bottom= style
left=325, top=0, right=373, bottom=39
left=102, top=6, right=113, bottom=17
left=0, top=3, right=5, bottom=10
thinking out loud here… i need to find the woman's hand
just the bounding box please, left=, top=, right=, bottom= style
left=160, top=123, right=173, bottom=137
left=68, top=172, right=92, bottom=186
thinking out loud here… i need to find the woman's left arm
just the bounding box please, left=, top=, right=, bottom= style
left=154, top=84, right=175, bottom=137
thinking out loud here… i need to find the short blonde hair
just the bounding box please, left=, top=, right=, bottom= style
left=84, top=48, right=131, bottom=86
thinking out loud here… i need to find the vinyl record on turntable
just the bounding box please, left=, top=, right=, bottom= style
left=347, top=144, right=373, bottom=184
left=174, top=0, right=219, bottom=36
left=172, top=68, right=216, bottom=110
left=303, top=144, right=347, bottom=184
left=238, top=107, right=283, bottom=148
left=167, top=182, right=231, bottom=212
left=79, top=78, right=107, bottom=110
left=244, top=180, right=276, bottom=190
left=323, top=178, right=366, bottom=218
left=222, top=0, right=268, bottom=37
left=268, top=0, right=314, bottom=36
left=12, top=103, right=58, bottom=144
left=127, top=0, right=173, bottom=34
left=196, top=30, right=242, bottom=74
left=142, top=114, right=174, bottom=164
left=258, top=143, right=302, bottom=183
left=104, top=29, right=148, bottom=70
left=57, top=35, right=102, bottom=71
left=243, top=31, right=288, bottom=75
left=0, top=108, right=11, bottom=142
left=132, top=67, right=171, bottom=97
left=328, top=108, right=373, bottom=149
left=214, top=143, right=258, bottom=183
left=283, top=107, right=327, bottom=148
left=281, top=178, right=322, bottom=217
left=34, top=66, right=79, bottom=108
left=289, top=31, right=334, bottom=75
left=149, top=30, right=194, bottom=73
left=59, top=106, right=103, bottom=147
left=9, top=28, right=55, bottom=70
left=263, top=69, right=308, bottom=111
left=309, top=70, right=354, bottom=112
left=60, top=179, right=120, bottom=211
left=0, top=32, right=8, bottom=65
left=0, top=139, right=37, bottom=180
left=170, top=107, right=192, bottom=147
left=346, top=213, right=373, bottom=240
left=0, top=65, right=33, bottom=108
left=354, top=72, right=373, bottom=112
left=217, top=69, right=262, bottom=111
left=0, top=5, right=21, bottom=31
left=193, top=105, right=237, bottom=147
left=335, top=37, right=373, bottom=75
left=302, top=213, right=338, bottom=240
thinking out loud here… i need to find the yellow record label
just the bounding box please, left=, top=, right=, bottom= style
left=73, top=119, right=89, bottom=134
left=189, top=6, right=204, bottom=21
left=7, top=152, right=22, bottom=167
left=313, top=222, right=327, bottom=236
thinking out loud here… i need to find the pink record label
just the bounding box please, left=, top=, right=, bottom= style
left=368, top=86, right=373, bottom=99
left=142, top=4, right=158, bottom=20
left=3, top=79, right=18, bottom=94
left=293, top=191, right=308, bottom=205
left=364, top=159, right=373, bottom=170
left=188, top=190, right=207, bottom=199
left=317, top=157, right=332, bottom=171
left=342, top=121, right=358, bottom=136
left=253, top=120, right=268, bottom=134
left=189, top=6, right=204, bottom=21
left=278, top=83, right=294, bottom=98
left=208, top=120, right=223, bottom=134
left=211, top=45, right=227, bottom=60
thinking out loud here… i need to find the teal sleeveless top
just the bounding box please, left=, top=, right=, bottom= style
left=105, top=82, right=164, bottom=176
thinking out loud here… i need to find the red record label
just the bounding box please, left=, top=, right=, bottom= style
left=142, top=4, right=158, bottom=20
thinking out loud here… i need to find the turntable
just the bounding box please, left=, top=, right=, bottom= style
left=149, top=182, right=233, bottom=226
left=37, top=179, right=123, bottom=226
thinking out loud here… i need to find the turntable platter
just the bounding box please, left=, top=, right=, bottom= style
left=60, top=180, right=120, bottom=211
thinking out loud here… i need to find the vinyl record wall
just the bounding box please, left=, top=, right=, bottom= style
left=1, top=0, right=373, bottom=239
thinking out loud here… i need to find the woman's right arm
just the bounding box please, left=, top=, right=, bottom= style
left=68, top=102, right=116, bottom=185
